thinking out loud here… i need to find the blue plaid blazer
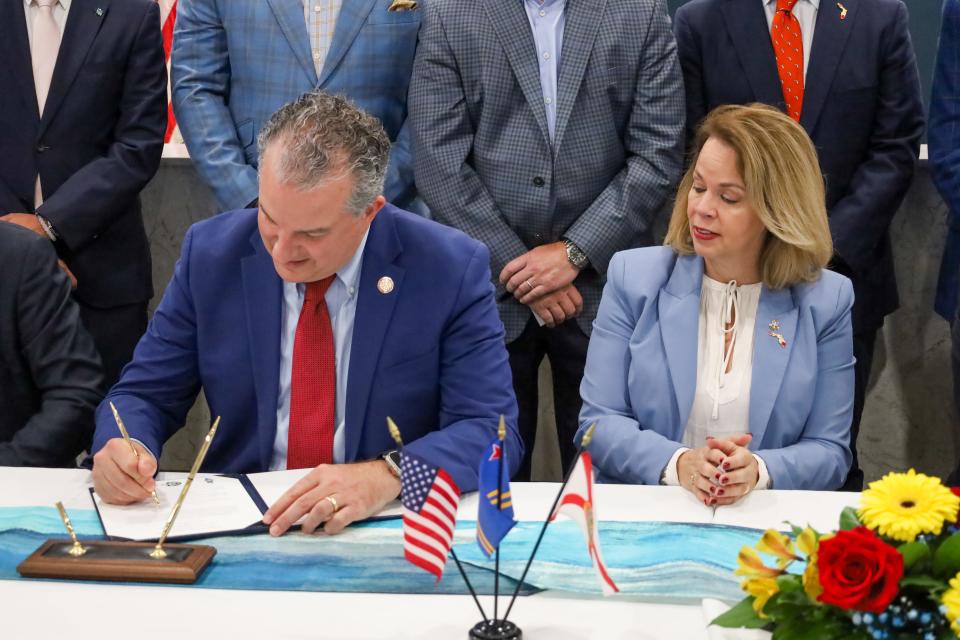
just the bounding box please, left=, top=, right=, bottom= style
left=171, top=0, right=421, bottom=211
left=410, top=0, right=685, bottom=342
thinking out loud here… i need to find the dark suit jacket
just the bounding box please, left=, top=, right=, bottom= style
left=674, top=0, right=925, bottom=331
left=90, top=206, right=521, bottom=491
left=0, top=0, right=167, bottom=309
left=0, top=221, right=103, bottom=466
left=932, top=0, right=960, bottom=321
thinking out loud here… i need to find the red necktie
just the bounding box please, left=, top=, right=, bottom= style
left=287, top=276, right=336, bottom=469
left=772, top=0, right=804, bottom=121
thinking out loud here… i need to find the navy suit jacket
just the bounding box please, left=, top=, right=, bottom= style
left=932, top=0, right=960, bottom=321
left=90, top=205, right=521, bottom=491
left=579, top=248, right=855, bottom=491
left=674, top=0, right=924, bottom=331
left=0, top=0, right=167, bottom=308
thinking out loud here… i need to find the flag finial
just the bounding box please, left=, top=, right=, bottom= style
left=497, top=415, right=506, bottom=441
left=387, top=417, right=404, bottom=447
left=581, top=422, right=598, bottom=448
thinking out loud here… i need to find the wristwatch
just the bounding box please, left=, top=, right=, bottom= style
left=382, top=450, right=402, bottom=478
left=563, top=238, right=589, bottom=270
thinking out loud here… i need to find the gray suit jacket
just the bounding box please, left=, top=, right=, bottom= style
left=410, top=0, right=684, bottom=341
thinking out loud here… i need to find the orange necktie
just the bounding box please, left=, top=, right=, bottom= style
left=772, top=0, right=804, bottom=121
left=287, top=276, right=336, bottom=469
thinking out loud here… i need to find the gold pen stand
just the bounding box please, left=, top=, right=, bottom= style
left=18, top=539, right=216, bottom=584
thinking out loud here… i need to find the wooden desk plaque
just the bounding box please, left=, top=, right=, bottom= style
left=17, top=539, right=216, bottom=584
left=18, top=417, right=223, bottom=586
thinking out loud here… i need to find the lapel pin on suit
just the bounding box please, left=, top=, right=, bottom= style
left=768, top=320, right=788, bottom=348
left=836, top=3, right=847, bottom=20
left=388, top=0, right=418, bottom=11
left=96, top=7, right=103, bottom=16
left=377, top=276, right=395, bottom=294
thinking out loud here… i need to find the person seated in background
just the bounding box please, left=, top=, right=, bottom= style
left=579, top=104, right=854, bottom=505
left=89, top=91, right=520, bottom=535
left=0, top=220, right=103, bottom=466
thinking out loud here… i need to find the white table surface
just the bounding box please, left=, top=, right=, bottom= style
left=0, top=467, right=858, bottom=640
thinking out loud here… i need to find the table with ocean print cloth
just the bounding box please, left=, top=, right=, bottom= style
left=0, top=467, right=857, bottom=639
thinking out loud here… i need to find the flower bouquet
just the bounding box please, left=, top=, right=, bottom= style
left=712, top=470, right=960, bottom=639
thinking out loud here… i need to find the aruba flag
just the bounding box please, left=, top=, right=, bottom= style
left=476, top=438, right=516, bottom=557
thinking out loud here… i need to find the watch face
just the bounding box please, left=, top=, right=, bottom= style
left=384, top=451, right=402, bottom=477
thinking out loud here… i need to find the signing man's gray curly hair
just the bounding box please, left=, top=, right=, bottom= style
left=257, top=91, right=390, bottom=215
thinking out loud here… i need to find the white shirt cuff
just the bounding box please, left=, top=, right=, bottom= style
left=753, top=453, right=772, bottom=490
left=660, top=447, right=690, bottom=486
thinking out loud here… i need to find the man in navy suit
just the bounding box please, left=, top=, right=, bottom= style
left=931, top=0, right=960, bottom=485
left=90, top=92, right=520, bottom=535
left=673, top=0, right=925, bottom=489
left=0, top=0, right=167, bottom=390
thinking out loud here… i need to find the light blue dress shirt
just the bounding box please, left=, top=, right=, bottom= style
left=523, top=0, right=566, bottom=142
left=271, top=231, right=369, bottom=470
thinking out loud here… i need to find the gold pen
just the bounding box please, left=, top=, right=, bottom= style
left=109, top=401, right=161, bottom=505
left=150, top=416, right=221, bottom=559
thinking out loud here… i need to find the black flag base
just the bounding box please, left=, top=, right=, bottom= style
left=469, top=619, right=522, bottom=640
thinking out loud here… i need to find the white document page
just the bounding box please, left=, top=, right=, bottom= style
left=93, top=474, right=264, bottom=541
left=247, top=469, right=403, bottom=523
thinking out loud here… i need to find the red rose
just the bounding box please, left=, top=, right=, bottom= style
left=816, top=526, right=903, bottom=613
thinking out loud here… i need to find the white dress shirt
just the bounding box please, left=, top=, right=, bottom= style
left=662, top=277, right=772, bottom=490
left=763, top=0, right=820, bottom=79
left=271, top=231, right=369, bottom=470
left=24, top=0, right=71, bottom=49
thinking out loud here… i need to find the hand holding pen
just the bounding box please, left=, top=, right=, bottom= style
left=89, top=401, right=161, bottom=506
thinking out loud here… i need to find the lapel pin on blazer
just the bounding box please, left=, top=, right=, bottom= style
left=377, top=276, right=395, bottom=294
left=387, top=0, right=418, bottom=11
left=768, top=319, right=788, bottom=348
left=96, top=7, right=103, bottom=16
left=836, top=3, right=847, bottom=20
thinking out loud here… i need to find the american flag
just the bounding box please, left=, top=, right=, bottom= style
left=156, top=0, right=180, bottom=144
left=401, top=451, right=461, bottom=581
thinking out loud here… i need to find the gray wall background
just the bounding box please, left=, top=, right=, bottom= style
left=144, top=160, right=957, bottom=483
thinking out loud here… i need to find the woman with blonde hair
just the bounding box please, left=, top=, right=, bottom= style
left=578, top=104, right=853, bottom=504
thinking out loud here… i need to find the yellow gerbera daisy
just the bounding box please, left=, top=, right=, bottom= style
left=942, top=573, right=960, bottom=635
left=743, top=576, right=779, bottom=618
left=858, top=469, right=959, bottom=542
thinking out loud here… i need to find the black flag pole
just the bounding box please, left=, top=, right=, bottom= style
left=469, top=416, right=521, bottom=640
left=501, top=422, right=597, bottom=623
left=387, top=417, right=488, bottom=621
left=493, top=416, right=506, bottom=622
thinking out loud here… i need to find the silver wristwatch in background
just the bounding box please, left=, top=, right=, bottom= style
left=563, top=238, right=589, bottom=270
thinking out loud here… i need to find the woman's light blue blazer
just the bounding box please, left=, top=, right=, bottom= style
left=578, top=247, right=855, bottom=490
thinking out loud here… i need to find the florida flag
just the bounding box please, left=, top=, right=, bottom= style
left=549, top=451, right=619, bottom=596
left=400, top=451, right=461, bottom=581
left=476, top=439, right=516, bottom=557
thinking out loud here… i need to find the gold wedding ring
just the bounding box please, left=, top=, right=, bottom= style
left=325, top=495, right=340, bottom=513
left=524, top=279, right=534, bottom=292
left=690, top=473, right=697, bottom=487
